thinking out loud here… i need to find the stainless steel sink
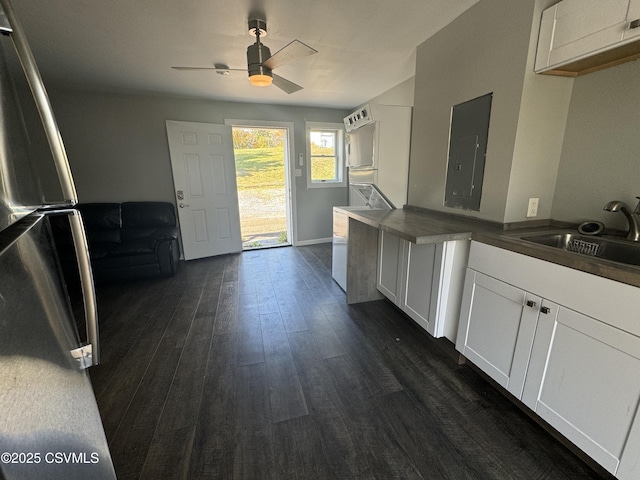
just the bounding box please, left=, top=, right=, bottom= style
left=517, top=232, right=640, bottom=267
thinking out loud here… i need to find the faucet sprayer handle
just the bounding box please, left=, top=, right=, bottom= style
left=634, top=196, right=640, bottom=213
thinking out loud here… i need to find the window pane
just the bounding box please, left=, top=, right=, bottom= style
left=306, top=124, right=344, bottom=187
left=311, top=156, right=337, bottom=181
left=310, top=131, right=336, bottom=156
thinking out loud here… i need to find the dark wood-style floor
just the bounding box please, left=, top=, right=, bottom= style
left=90, top=243, right=609, bottom=480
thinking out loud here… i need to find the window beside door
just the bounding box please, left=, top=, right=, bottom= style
left=306, top=122, right=346, bottom=188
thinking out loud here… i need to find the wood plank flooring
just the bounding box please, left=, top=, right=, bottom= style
left=90, top=243, right=611, bottom=480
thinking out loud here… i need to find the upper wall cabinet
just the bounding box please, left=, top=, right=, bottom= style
left=535, top=0, right=640, bottom=76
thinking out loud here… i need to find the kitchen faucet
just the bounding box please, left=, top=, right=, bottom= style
left=603, top=197, right=640, bottom=242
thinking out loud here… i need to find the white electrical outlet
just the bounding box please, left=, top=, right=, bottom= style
left=527, top=198, right=539, bottom=218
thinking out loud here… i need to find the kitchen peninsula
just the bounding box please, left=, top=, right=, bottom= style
left=333, top=206, right=501, bottom=340
left=334, top=205, right=498, bottom=303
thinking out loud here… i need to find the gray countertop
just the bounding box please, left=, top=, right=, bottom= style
left=334, top=206, right=640, bottom=288
left=333, top=206, right=501, bottom=244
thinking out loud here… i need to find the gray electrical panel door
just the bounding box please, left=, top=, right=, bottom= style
left=444, top=93, right=492, bottom=211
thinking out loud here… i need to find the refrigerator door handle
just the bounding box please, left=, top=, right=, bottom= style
left=67, top=210, right=100, bottom=368
left=0, top=0, right=78, bottom=206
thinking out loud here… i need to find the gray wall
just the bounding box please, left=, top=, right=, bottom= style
left=407, top=0, right=639, bottom=226
left=407, top=0, right=573, bottom=224
left=551, top=59, right=640, bottom=232
left=49, top=90, right=349, bottom=244
left=407, top=0, right=535, bottom=222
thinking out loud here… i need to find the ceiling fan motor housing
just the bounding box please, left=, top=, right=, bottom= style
left=247, top=42, right=272, bottom=76
left=246, top=19, right=272, bottom=86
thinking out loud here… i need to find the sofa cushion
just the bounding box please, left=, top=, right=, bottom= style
left=112, top=238, right=155, bottom=255
left=92, top=252, right=158, bottom=270
left=88, top=229, right=122, bottom=244
left=78, top=203, right=122, bottom=244
left=79, top=203, right=122, bottom=230
left=121, top=202, right=176, bottom=229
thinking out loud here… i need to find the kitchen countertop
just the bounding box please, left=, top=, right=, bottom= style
left=333, top=206, right=502, bottom=244
left=334, top=206, right=640, bottom=288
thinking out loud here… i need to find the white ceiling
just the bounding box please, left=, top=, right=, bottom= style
left=12, top=0, right=478, bottom=109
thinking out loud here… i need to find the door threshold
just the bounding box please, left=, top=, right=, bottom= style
left=242, top=242, right=292, bottom=251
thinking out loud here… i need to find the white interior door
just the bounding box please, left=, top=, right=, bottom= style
left=166, top=120, right=242, bottom=260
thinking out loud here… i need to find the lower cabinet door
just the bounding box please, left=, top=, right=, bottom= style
left=522, top=305, right=640, bottom=477
left=456, top=270, right=541, bottom=399
left=401, top=241, right=438, bottom=334
left=377, top=230, right=402, bottom=303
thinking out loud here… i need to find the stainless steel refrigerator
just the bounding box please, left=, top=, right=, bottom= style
left=0, top=0, right=116, bottom=478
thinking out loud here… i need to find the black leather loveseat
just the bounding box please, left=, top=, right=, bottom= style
left=53, top=202, right=180, bottom=284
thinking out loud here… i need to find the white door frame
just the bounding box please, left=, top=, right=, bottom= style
left=224, top=119, right=297, bottom=246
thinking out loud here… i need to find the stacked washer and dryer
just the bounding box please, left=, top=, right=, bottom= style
left=331, top=103, right=412, bottom=291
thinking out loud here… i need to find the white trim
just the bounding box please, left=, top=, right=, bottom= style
left=305, top=121, right=346, bottom=189
left=224, top=119, right=297, bottom=246
left=294, top=237, right=333, bottom=246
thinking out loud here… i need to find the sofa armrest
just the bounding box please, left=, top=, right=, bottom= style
left=149, top=226, right=179, bottom=243
left=155, top=235, right=179, bottom=276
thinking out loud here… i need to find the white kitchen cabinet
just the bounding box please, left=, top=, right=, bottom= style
left=377, top=230, right=468, bottom=340
left=377, top=230, right=403, bottom=303
left=455, top=271, right=541, bottom=400
left=522, top=304, right=640, bottom=476
left=624, top=0, right=640, bottom=41
left=402, top=238, right=438, bottom=332
left=458, top=241, right=640, bottom=479
left=535, top=0, right=640, bottom=76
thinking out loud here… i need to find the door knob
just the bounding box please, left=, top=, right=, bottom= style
left=179, top=203, right=190, bottom=208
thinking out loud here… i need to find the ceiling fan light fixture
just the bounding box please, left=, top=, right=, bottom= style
left=249, top=73, right=273, bottom=87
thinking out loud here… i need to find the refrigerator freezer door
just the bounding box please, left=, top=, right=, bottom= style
left=0, top=215, right=115, bottom=479
left=0, top=0, right=77, bottom=232
left=0, top=31, right=43, bottom=227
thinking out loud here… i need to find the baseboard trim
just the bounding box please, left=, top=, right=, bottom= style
left=294, top=237, right=332, bottom=246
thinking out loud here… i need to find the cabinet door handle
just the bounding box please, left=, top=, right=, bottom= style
left=540, top=306, right=551, bottom=314
left=631, top=19, right=640, bottom=29
left=526, top=300, right=537, bottom=308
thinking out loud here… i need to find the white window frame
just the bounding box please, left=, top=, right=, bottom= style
left=305, top=121, right=346, bottom=188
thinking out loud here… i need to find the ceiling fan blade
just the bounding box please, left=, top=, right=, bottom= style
left=171, top=66, right=247, bottom=72
left=272, top=74, right=303, bottom=94
left=262, top=39, right=317, bottom=70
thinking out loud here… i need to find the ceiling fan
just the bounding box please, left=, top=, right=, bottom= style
left=172, top=18, right=317, bottom=94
